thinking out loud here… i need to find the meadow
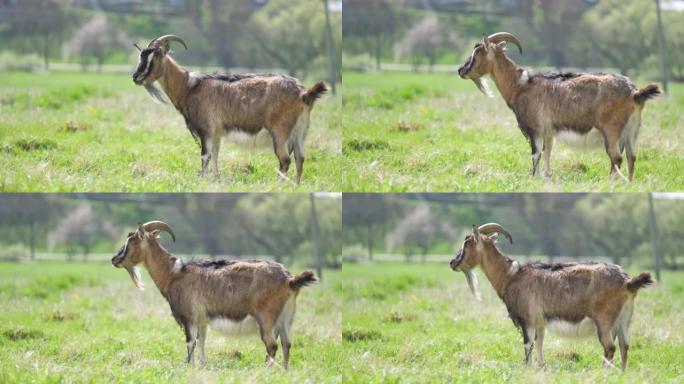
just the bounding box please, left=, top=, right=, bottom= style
left=0, top=71, right=342, bottom=192
left=340, top=262, right=684, bottom=383
left=342, top=71, right=684, bottom=192
left=0, top=261, right=341, bottom=383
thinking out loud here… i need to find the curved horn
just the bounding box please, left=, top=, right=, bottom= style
left=148, top=35, right=188, bottom=51
left=477, top=223, right=513, bottom=244
left=486, top=32, right=523, bottom=54
left=142, top=221, right=176, bottom=242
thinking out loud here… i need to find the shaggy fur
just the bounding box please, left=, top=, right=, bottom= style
left=112, top=221, right=316, bottom=369
left=458, top=32, right=660, bottom=181
left=132, top=35, right=327, bottom=183
left=449, top=223, right=653, bottom=370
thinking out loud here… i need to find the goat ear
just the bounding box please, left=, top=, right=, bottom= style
left=472, top=225, right=480, bottom=243
left=149, top=229, right=161, bottom=239
left=497, top=41, right=507, bottom=51
left=488, top=232, right=500, bottom=243
left=136, top=223, right=145, bottom=239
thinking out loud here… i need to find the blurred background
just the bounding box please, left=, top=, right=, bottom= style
left=343, top=193, right=684, bottom=279
left=0, top=0, right=341, bottom=88
left=343, top=0, right=684, bottom=88
left=0, top=193, right=342, bottom=274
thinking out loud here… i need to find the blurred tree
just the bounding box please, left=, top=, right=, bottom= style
left=0, top=194, right=58, bottom=260
left=249, top=0, right=332, bottom=76
left=62, top=13, right=130, bottom=71
left=393, top=15, right=463, bottom=71
left=579, top=0, right=654, bottom=76
left=343, top=0, right=398, bottom=70
left=575, top=194, right=647, bottom=266
left=342, top=193, right=391, bottom=261
left=47, top=202, right=120, bottom=260
left=385, top=204, right=455, bottom=262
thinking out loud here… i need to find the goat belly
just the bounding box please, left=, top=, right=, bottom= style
left=209, top=315, right=259, bottom=336
left=547, top=317, right=596, bottom=338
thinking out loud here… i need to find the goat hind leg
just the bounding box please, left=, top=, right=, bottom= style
left=596, top=322, right=617, bottom=368
left=271, top=130, right=292, bottom=181
left=258, top=320, right=278, bottom=367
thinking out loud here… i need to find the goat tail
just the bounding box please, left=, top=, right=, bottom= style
left=301, top=81, right=327, bottom=106
left=627, top=272, right=654, bottom=292
left=633, top=84, right=661, bottom=105
left=289, top=270, right=317, bottom=290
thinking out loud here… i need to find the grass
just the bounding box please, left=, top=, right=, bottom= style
left=0, top=261, right=341, bottom=383
left=341, top=71, right=684, bottom=191
left=0, top=71, right=342, bottom=192
left=340, top=262, right=684, bottom=383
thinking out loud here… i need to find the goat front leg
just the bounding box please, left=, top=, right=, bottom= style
left=184, top=323, right=198, bottom=365
left=199, top=135, right=210, bottom=177
left=535, top=326, right=545, bottom=367
left=198, top=324, right=208, bottom=364
left=210, top=135, right=221, bottom=178
left=528, top=134, right=543, bottom=177
left=522, top=326, right=535, bottom=365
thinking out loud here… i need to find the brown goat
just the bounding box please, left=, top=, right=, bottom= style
left=449, top=223, right=653, bottom=370
left=458, top=32, right=660, bottom=181
left=111, top=221, right=316, bottom=369
left=132, top=35, right=327, bottom=183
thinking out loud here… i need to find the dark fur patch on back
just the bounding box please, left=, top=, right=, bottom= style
left=199, top=73, right=280, bottom=83
left=532, top=71, right=582, bottom=81
left=526, top=262, right=576, bottom=271
left=181, top=258, right=281, bottom=271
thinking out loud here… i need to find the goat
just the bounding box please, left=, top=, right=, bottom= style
left=449, top=223, right=654, bottom=370
left=111, top=221, right=317, bottom=369
left=132, top=35, right=327, bottom=184
left=458, top=32, right=660, bottom=181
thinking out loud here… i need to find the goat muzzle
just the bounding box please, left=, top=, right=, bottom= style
left=450, top=250, right=464, bottom=271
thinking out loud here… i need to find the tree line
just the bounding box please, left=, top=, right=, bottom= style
left=0, top=0, right=341, bottom=82
left=0, top=193, right=342, bottom=269
left=343, top=193, right=684, bottom=269
left=343, top=0, right=684, bottom=81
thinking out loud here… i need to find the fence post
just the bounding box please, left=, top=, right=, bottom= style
left=648, top=193, right=662, bottom=282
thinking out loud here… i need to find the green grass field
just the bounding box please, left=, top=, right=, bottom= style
left=340, top=262, right=684, bottom=383
left=0, top=262, right=341, bottom=383
left=0, top=71, right=342, bottom=192
left=342, top=71, right=684, bottom=192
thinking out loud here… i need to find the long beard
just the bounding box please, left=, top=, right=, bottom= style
left=144, top=83, right=168, bottom=104
left=471, top=77, right=493, bottom=98
left=125, top=265, right=145, bottom=291
left=463, top=269, right=481, bottom=301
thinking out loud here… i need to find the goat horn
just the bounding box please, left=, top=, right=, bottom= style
left=148, top=35, right=188, bottom=51
left=477, top=223, right=513, bottom=244
left=486, top=32, right=523, bottom=54
left=142, top=221, right=176, bottom=242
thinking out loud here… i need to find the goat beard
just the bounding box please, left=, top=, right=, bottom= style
left=471, top=77, right=493, bottom=98
left=124, top=265, right=145, bottom=291
left=144, top=83, right=168, bottom=105
left=463, top=269, right=481, bottom=301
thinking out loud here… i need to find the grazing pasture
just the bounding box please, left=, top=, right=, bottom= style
left=340, top=262, right=684, bottom=383
left=0, top=261, right=341, bottom=383
left=342, top=71, right=684, bottom=192
left=0, top=71, right=342, bottom=192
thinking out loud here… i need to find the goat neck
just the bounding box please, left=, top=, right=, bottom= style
left=141, top=240, right=176, bottom=296
left=489, top=51, right=524, bottom=108
left=157, top=55, right=190, bottom=109
left=479, top=243, right=516, bottom=299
